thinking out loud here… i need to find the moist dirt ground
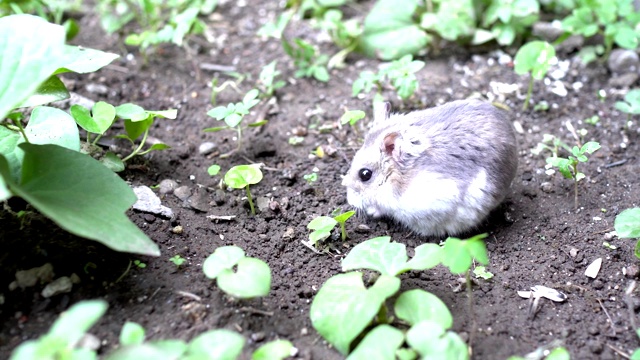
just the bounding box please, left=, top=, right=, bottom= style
left=1, top=1, right=640, bottom=359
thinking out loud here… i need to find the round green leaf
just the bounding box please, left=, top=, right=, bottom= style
left=405, top=243, right=443, bottom=271
left=394, top=289, right=453, bottom=328
left=514, top=41, right=556, bottom=79
left=441, top=237, right=472, bottom=274
left=406, top=321, right=468, bottom=360
left=115, top=103, right=147, bottom=120
left=346, top=325, right=404, bottom=360
left=203, top=245, right=245, bottom=279
left=100, top=152, right=125, bottom=172
left=217, top=257, right=271, bottom=298
left=310, top=272, right=400, bottom=355
left=252, top=339, right=295, bottom=360
left=49, top=300, right=108, bottom=345
left=341, top=236, right=408, bottom=276
left=615, top=208, right=640, bottom=238
left=119, top=322, right=145, bottom=346
left=187, top=329, right=245, bottom=360
left=224, top=165, right=263, bottom=189
left=91, top=101, right=116, bottom=134
left=25, top=106, right=80, bottom=152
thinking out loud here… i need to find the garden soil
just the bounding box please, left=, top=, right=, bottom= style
left=1, top=1, right=640, bottom=359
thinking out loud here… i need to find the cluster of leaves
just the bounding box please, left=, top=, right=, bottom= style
left=96, top=0, right=216, bottom=51
left=310, top=234, right=489, bottom=357
left=0, top=14, right=159, bottom=256
left=353, top=54, right=425, bottom=100
left=615, top=88, right=640, bottom=121
left=10, top=299, right=294, bottom=360
left=306, top=208, right=356, bottom=245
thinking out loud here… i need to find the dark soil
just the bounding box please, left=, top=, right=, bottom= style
left=2, top=2, right=640, bottom=359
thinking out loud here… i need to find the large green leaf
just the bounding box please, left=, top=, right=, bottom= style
left=310, top=272, right=400, bottom=354
left=0, top=155, right=12, bottom=201
left=394, top=289, right=453, bottom=328
left=359, top=0, right=430, bottom=60
left=0, top=14, right=68, bottom=118
left=19, top=76, right=70, bottom=108
left=615, top=208, right=640, bottom=238
left=346, top=325, right=404, bottom=360
left=187, top=329, right=245, bottom=360
left=12, top=143, right=159, bottom=256
left=0, top=126, right=24, bottom=183
left=406, top=321, right=468, bottom=360
left=55, top=45, right=120, bottom=74
left=25, top=106, right=80, bottom=151
left=216, top=257, right=272, bottom=298
left=341, top=236, right=408, bottom=276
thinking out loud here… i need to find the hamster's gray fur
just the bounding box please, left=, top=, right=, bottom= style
left=342, top=100, right=518, bottom=237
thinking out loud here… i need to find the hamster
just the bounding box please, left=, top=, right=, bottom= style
left=342, top=100, right=518, bottom=237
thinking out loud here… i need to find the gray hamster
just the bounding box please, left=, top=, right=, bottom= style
left=342, top=99, right=518, bottom=237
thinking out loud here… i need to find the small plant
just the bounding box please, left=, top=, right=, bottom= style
left=615, top=208, right=640, bottom=259
left=615, top=89, right=640, bottom=122
left=306, top=209, right=356, bottom=246
left=303, top=172, right=318, bottom=184
left=10, top=300, right=108, bottom=360
left=514, top=40, right=556, bottom=110
left=169, top=254, right=186, bottom=267
left=310, top=235, right=471, bottom=357
left=204, top=88, right=266, bottom=158
left=258, top=60, right=286, bottom=98
left=479, top=0, right=540, bottom=46
left=11, top=300, right=294, bottom=360
left=203, top=245, right=271, bottom=298
left=473, top=265, right=494, bottom=280
left=546, top=141, right=601, bottom=209
left=282, top=37, right=330, bottom=82
left=133, top=260, right=147, bottom=269
left=340, top=109, right=365, bottom=127
left=224, top=164, right=263, bottom=216
left=584, top=115, right=600, bottom=125
left=353, top=54, right=424, bottom=100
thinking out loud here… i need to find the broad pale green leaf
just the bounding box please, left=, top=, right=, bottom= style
left=615, top=89, right=640, bottom=114
left=359, top=0, right=430, bottom=60
left=224, top=113, right=243, bottom=128
left=406, top=321, right=468, bottom=360
left=0, top=154, right=13, bottom=200
left=26, top=106, right=80, bottom=152
left=405, top=243, right=443, bottom=271
left=54, top=45, right=119, bottom=74
left=0, top=14, right=68, bottom=118
left=187, top=330, right=245, bottom=360
left=119, top=322, right=145, bottom=346
left=466, top=234, right=489, bottom=265
left=441, top=237, right=472, bottom=274
left=217, top=257, right=271, bottom=298
left=395, top=289, right=453, bottom=328
left=104, top=341, right=187, bottom=360
left=49, top=300, right=108, bottom=345
left=224, top=164, right=263, bottom=188
left=203, top=245, right=245, bottom=279
left=346, top=325, right=404, bottom=360
left=15, top=143, right=160, bottom=256
left=19, top=76, right=70, bottom=108
left=252, top=340, right=295, bottom=360
left=615, top=208, right=640, bottom=238
left=91, top=101, right=117, bottom=134
left=310, top=272, right=400, bottom=354
left=581, top=141, right=601, bottom=155
left=207, top=106, right=233, bottom=120
left=308, top=216, right=337, bottom=244
left=0, top=126, right=24, bottom=183
left=613, top=26, right=638, bottom=49
left=341, top=236, right=408, bottom=276
left=100, top=152, right=125, bottom=172
left=146, top=109, right=177, bottom=120
left=116, top=103, right=147, bottom=120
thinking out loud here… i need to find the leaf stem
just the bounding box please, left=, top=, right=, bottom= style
left=466, top=269, right=476, bottom=358
left=12, top=118, right=29, bottom=143
left=339, top=222, right=347, bottom=241
left=523, top=77, right=533, bottom=111
left=91, top=133, right=104, bottom=146
left=245, top=184, right=255, bottom=215
left=122, top=128, right=149, bottom=162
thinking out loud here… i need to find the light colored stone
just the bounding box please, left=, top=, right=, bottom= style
left=41, top=276, right=73, bottom=298
left=608, top=49, right=640, bottom=74
left=132, top=185, right=174, bottom=219
left=198, top=142, right=217, bottom=155
left=158, top=179, right=179, bottom=195
left=15, top=263, right=54, bottom=288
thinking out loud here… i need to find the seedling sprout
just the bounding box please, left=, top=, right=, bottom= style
left=545, top=141, right=600, bottom=209
left=514, top=41, right=556, bottom=110
left=170, top=254, right=186, bottom=267
left=615, top=89, right=640, bottom=123
left=224, top=164, right=263, bottom=215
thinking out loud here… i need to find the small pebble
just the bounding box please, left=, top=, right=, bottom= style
left=174, top=186, right=192, bottom=201
left=158, top=179, right=178, bottom=195
left=85, top=83, right=109, bottom=95
left=41, top=276, right=73, bottom=298
left=198, top=142, right=217, bottom=155
left=624, top=264, right=639, bottom=278
left=251, top=332, right=266, bottom=342
left=540, top=182, right=553, bottom=193
left=608, top=49, right=639, bottom=73
left=172, top=225, right=184, bottom=234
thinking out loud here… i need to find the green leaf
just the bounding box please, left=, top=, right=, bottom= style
left=145, top=109, right=177, bottom=120
left=203, top=126, right=229, bottom=132
left=514, top=41, right=556, bottom=80
left=615, top=208, right=640, bottom=238
left=0, top=162, right=9, bottom=201
left=406, top=321, right=468, bottom=360
left=581, top=141, right=601, bottom=154
left=203, top=246, right=245, bottom=279
left=26, top=106, right=80, bottom=152
left=346, top=325, right=404, bottom=360
left=217, top=257, right=271, bottom=298
left=441, top=237, right=472, bottom=274
left=187, top=329, right=245, bottom=360
left=341, top=236, right=409, bottom=276
left=313, top=66, right=330, bottom=82
left=248, top=120, right=268, bottom=127
left=466, top=234, right=489, bottom=265
left=359, top=0, right=430, bottom=60
left=104, top=341, right=187, bottom=360
left=224, top=164, right=263, bottom=189
left=224, top=113, right=243, bottom=128
left=404, top=243, right=443, bottom=271
left=546, top=347, right=570, bottom=360
left=340, top=110, right=365, bottom=126
left=100, top=152, right=125, bottom=172
left=307, top=216, right=338, bottom=244
left=207, top=165, right=221, bottom=176
left=55, top=45, right=118, bottom=74
left=13, top=143, right=160, bottom=256
left=394, top=289, right=453, bottom=328
left=49, top=300, right=108, bottom=346
left=124, top=118, right=153, bottom=141
left=0, top=14, right=68, bottom=118
left=334, top=210, right=355, bottom=223
left=120, top=322, right=145, bottom=346
left=91, top=101, right=117, bottom=133
left=614, top=26, right=638, bottom=49
left=616, top=89, right=640, bottom=115
left=116, top=103, right=147, bottom=120
left=243, top=89, right=260, bottom=104
left=546, top=157, right=574, bottom=179
left=310, top=272, right=400, bottom=354
left=0, top=127, right=25, bottom=183
left=473, top=265, right=494, bottom=280
left=207, top=106, right=232, bottom=120
left=252, top=340, right=294, bottom=360
left=19, top=76, right=70, bottom=108
left=143, top=143, right=171, bottom=152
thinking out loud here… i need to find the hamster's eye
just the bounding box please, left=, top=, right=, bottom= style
left=358, top=168, right=372, bottom=182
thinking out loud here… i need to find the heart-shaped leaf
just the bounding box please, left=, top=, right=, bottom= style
left=202, top=246, right=245, bottom=279
left=394, top=289, right=453, bottom=328
left=341, top=236, right=408, bottom=276
left=217, top=257, right=271, bottom=298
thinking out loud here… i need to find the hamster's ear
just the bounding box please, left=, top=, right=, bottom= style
left=381, top=132, right=403, bottom=163
left=373, top=101, right=391, bottom=123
